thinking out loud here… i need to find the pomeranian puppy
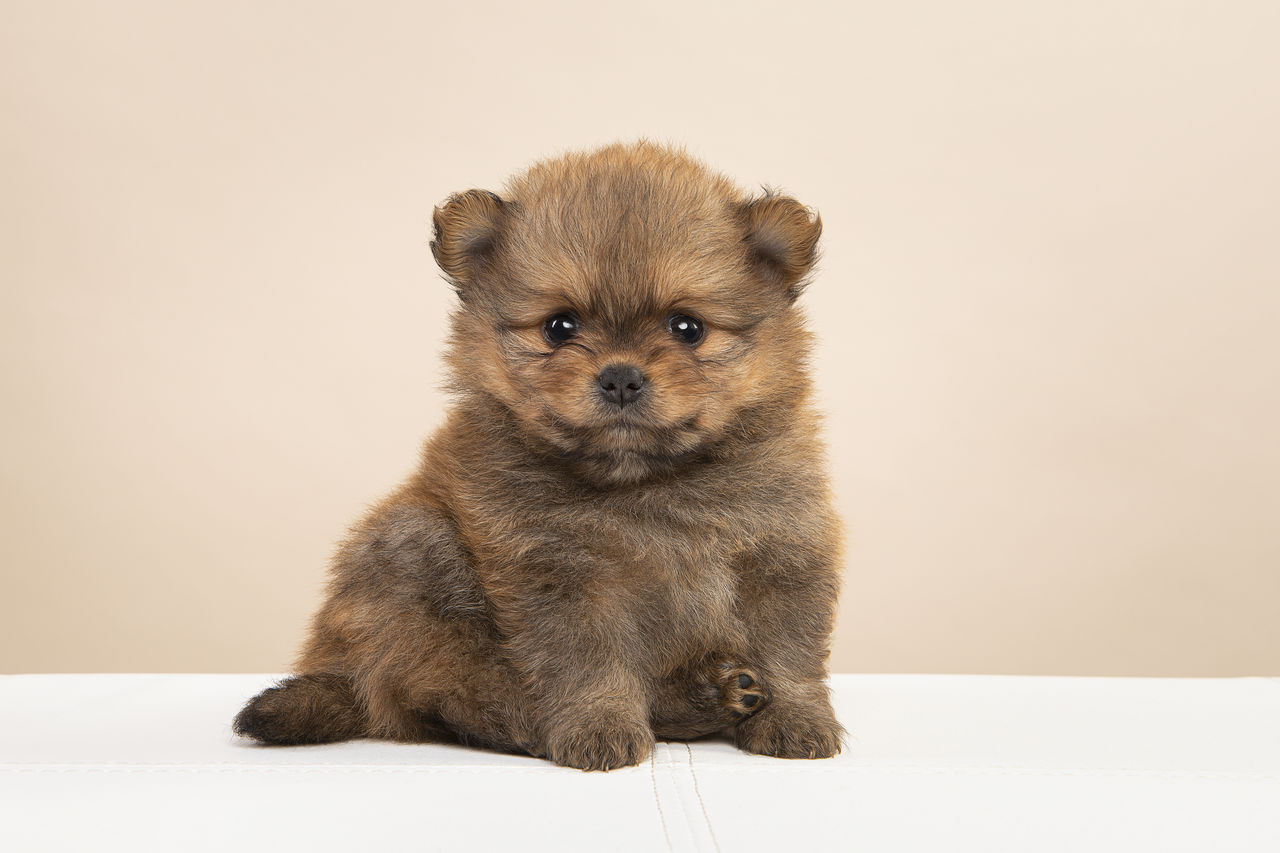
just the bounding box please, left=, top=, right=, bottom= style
left=233, top=141, right=844, bottom=770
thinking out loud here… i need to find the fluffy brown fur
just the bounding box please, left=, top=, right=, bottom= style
left=234, top=141, right=844, bottom=770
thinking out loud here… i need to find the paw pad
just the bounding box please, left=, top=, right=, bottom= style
left=719, top=664, right=768, bottom=720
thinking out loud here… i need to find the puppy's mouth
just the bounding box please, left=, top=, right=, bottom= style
left=538, top=407, right=707, bottom=462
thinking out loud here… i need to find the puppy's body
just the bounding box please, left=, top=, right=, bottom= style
left=235, top=143, right=844, bottom=770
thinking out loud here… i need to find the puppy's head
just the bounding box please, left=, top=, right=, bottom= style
left=432, top=142, right=821, bottom=484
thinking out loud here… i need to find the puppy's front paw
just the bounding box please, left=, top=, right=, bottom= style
left=734, top=700, right=844, bottom=759
left=545, top=713, right=654, bottom=771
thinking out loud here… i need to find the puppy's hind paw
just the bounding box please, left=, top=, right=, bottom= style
left=734, top=700, right=843, bottom=759
left=719, top=664, right=769, bottom=721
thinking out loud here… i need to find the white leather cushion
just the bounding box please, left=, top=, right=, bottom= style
left=1, top=674, right=1277, bottom=851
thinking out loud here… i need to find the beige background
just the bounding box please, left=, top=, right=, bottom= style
left=3, top=1, right=1277, bottom=676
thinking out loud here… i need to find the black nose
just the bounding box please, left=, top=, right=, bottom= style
left=597, top=364, right=645, bottom=407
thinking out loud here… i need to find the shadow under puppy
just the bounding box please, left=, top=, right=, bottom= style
left=234, top=141, right=844, bottom=770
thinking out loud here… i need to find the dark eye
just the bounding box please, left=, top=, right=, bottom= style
left=667, top=314, right=705, bottom=345
left=542, top=313, right=580, bottom=345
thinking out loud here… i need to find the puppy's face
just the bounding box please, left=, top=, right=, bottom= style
left=432, top=143, right=821, bottom=483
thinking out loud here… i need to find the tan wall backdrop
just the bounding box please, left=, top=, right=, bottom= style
left=3, top=1, right=1278, bottom=675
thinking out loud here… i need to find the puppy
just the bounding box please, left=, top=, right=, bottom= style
left=234, top=141, right=844, bottom=770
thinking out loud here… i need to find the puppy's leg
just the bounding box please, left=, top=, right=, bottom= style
left=731, top=539, right=845, bottom=759
left=650, top=658, right=769, bottom=740
left=306, top=498, right=537, bottom=752
left=486, top=546, right=654, bottom=771
left=233, top=495, right=532, bottom=752
left=350, top=611, right=536, bottom=752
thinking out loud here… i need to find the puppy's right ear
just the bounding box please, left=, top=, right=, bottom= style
left=431, top=189, right=506, bottom=290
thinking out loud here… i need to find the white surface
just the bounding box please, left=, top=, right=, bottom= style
left=1, top=674, right=1277, bottom=851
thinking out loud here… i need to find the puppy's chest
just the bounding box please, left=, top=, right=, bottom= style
left=489, top=475, right=768, bottom=648
left=608, top=512, right=744, bottom=653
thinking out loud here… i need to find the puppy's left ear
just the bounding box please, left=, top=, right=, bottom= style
left=431, top=189, right=507, bottom=292
left=738, top=193, right=822, bottom=300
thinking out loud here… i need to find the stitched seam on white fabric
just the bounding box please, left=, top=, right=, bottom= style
left=650, top=747, right=674, bottom=852
left=0, top=764, right=1276, bottom=782
left=684, top=744, right=721, bottom=853
left=674, top=766, right=1280, bottom=781
left=665, top=744, right=698, bottom=850
left=0, top=763, right=608, bottom=773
